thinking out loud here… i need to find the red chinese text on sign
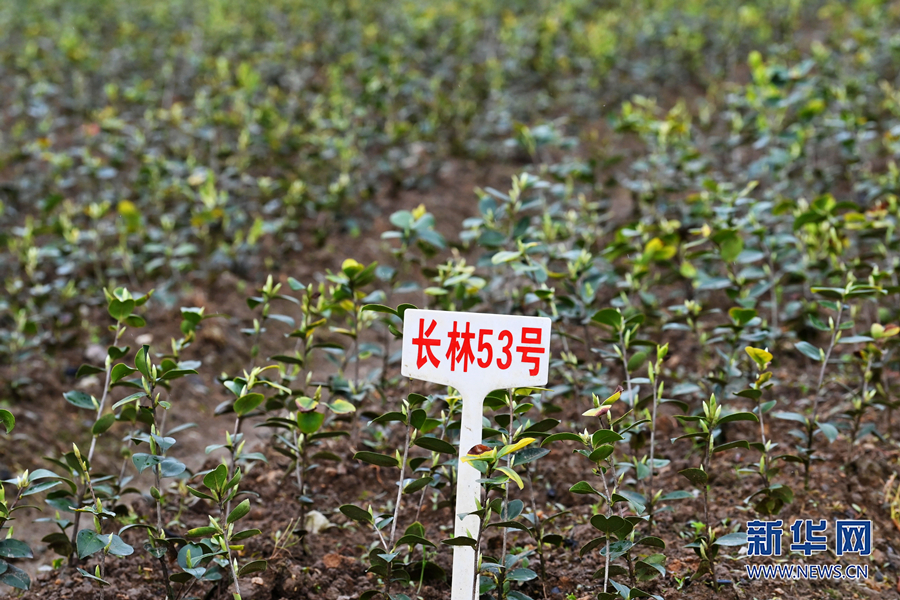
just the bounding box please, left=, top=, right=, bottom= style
left=402, top=310, right=551, bottom=387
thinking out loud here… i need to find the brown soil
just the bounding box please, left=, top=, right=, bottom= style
left=3, top=159, right=900, bottom=600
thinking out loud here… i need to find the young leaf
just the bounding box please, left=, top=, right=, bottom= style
left=339, top=504, right=374, bottom=524
left=496, top=466, right=524, bottom=489
left=678, top=468, right=708, bottom=487
left=237, top=560, right=267, bottom=577
left=354, top=452, right=400, bottom=468
left=714, top=532, right=748, bottom=547
left=0, top=540, right=32, bottom=559
left=591, top=308, right=623, bottom=330
left=413, top=437, right=456, bottom=455
left=795, top=341, right=823, bottom=361
left=227, top=499, right=251, bottom=524
left=234, top=393, right=266, bottom=416
left=135, top=345, right=152, bottom=380
left=64, top=391, right=97, bottom=410
left=0, top=410, right=13, bottom=434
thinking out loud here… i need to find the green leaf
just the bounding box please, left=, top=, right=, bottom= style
left=492, top=250, right=522, bottom=264
left=110, top=363, right=137, bottom=383
left=227, top=499, right=251, bottom=524
left=186, top=526, right=219, bottom=538
left=773, top=411, right=808, bottom=425
left=678, top=468, right=708, bottom=486
left=203, top=464, right=228, bottom=493
left=591, top=308, right=623, bottom=330
left=92, top=413, right=116, bottom=436
left=234, top=393, right=265, bottom=416
left=187, top=487, right=215, bottom=501
left=659, top=490, right=693, bottom=501
left=159, top=369, right=198, bottom=381
left=590, top=514, right=627, bottom=535
left=64, top=390, right=96, bottom=410
left=339, top=504, right=373, bottom=524
left=108, top=345, right=130, bottom=360
left=0, top=410, right=13, bottom=434
left=0, top=562, right=30, bottom=590
left=506, top=568, right=537, bottom=582
left=326, top=399, right=356, bottom=414
left=413, top=436, right=456, bottom=455
left=394, top=534, right=435, bottom=549
left=76, top=530, right=106, bottom=560
left=0, top=540, right=32, bottom=559
left=627, top=351, right=649, bottom=372
left=588, top=445, right=615, bottom=463
left=591, top=430, right=624, bottom=447
left=717, top=412, right=759, bottom=425
left=106, top=534, right=134, bottom=557
left=714, top=532, right=748, bottom=547
left=511, top=446, right=549, bottom=467
left=372, top=411, right=406, bottom=425
left=713, top=229, right=743, bottom=262
left=125, top=315, right=146, bottom=327
left=795, top=341, right=823, bottom=361
left=727, top=308, right=756, bottom=327
left=298, top=411, right=325, bottom=435
left=75, top=364, right=105, bottom=378
left=361, top=304, right=398, bottom=317
left=636, top=536, right=666, bottom=549
left=75, top=567, right=108, bottom=586
left=111, top=391, right=147, bottom=410
left=177, top=543, right=208, bottom=578
left=354, top=452, right=400, bottom=468
left=159, top=458, right=186, bottom=478
left=21, top=480, right=60, bottom=496
left=635, top=555, right=666, bottom=581
left=108, top=298, right=135, bottom=321
left=403, top=478, right=432, bottom=494
left=271, top=354, right=304, bottom=366
left=232, top=529, right=262, bottom=541
left=541, top=432, right=582, bottom=446
left=441, top=536, right=477, bottom=548
left=817, top=421, right=839, bottom=443
left=132, top=454, right=162, bottom=474
left=839, top=335, right=874, bottom=344
left=810, top=287, right=845, bottom=300
left=237, top=560, right=267, bottom=577
left=135, top=345, right=152, bottom=380
left=713, top=440, right=750, bottom=453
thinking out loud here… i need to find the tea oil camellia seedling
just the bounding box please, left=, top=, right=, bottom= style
left=4, top=2, right=900, bottom=600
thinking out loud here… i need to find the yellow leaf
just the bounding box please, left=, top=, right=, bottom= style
left=745, top=346, right=772, bottom=370
left=498, top=437, right=536, bottom=458
left=496, top=466, right=524, bottom=489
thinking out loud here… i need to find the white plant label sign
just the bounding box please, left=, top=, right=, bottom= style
left=401, top=309, right=551, bottom=600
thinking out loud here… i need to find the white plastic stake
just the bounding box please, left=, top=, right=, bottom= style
left=401, top=309, right=550, bottom=600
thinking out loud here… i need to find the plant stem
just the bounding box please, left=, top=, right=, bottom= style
left=648, top=374, right=659, bottom=533
left=619, top=329, right=634, bottom=407
left=527, top=468, right=548, bottom=600
left=766, top=243, right=779, bottom=337
left=389, top=420, right=411, bottom=547
left=501, top=388, right=514, bottom=563
left=157, top=554, right=176, bottom=600
left=70, top=321, right=123, bottom=564
left=292, top=427, right=307, bottom=525
left=596, top=415, right=616, bottom=594
left=703, top=426, right=717, bottom=591
left=805, top=302, right=843, bottom=487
